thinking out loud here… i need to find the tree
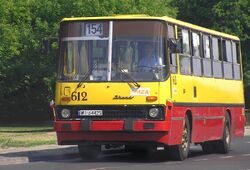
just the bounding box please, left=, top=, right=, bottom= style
left=174, top=0, right=250, bottom=108
left=0, top=0, right=177, bottom=121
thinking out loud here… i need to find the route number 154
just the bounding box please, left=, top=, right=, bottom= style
left=85, top=23, right=103, bottom=36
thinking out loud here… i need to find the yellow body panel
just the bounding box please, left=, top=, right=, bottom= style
left=62, top=15, right=239, bottom=41
left=55, top=80, right=171, bottom=106
left=171, top=74, right=244, bottom=104
left=58, top=14, right=244, bottom=106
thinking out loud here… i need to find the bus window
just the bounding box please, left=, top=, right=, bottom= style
left=225, top=40, right=232, bottom=62
left=179, top=28, right=191, bottom=75
left=182, top=29, right=191, bottom=55
left=212, top=37, right=223, bottom=78
left=168, top=24, right=177, bottom=73
left=202, top=35, right=212, bottom=77
left=192, top=32, right=201, bottom=57
left=192, top=32, right=202, bottom=76
left=64, top=42, right=75, bottom=76
left=232, top=42, right=241, bottom=80
left=111, top=20, right=167, bottom=81
left=203, top=35, right=211, bottom=59
left=77, top=41, right=89, bottom=75
left=223, top=40, right=233, bottom=79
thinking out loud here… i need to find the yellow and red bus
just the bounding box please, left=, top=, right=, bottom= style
left=52, top=15, right=246, bottom=160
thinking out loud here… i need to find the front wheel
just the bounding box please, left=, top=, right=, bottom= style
left=169, top=116, right=191, bottom=161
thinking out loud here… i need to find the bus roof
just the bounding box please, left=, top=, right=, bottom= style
left=62, top=15, right=240, bottom=41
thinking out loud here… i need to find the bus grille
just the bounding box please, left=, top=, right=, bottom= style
left=56, top=105, right=165, bottom=120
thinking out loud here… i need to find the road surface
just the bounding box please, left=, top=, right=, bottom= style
left=0, top=128, right=250, bottom=170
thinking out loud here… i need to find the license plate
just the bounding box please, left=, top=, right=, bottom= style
left=78, top=110, right=103, bottom=116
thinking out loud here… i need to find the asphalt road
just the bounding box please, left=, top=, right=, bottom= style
left=0, top=129, right=250, bottom=170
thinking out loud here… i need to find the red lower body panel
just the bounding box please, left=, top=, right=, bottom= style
left=54, top=104, right=245, bottom=146
left=55, top=120, right=170, bottom=145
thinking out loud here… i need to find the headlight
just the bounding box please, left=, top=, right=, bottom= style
left=61, top=109, right=71, bottom=118
left=149, top=108, right=159, bottom=118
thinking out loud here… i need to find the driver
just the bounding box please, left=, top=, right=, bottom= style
left=138, top=43, right=159, bottom=69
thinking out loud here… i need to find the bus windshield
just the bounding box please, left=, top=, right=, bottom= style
left=58, top=20, right=167, bottom=82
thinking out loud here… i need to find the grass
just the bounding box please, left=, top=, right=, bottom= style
left=0, top=123, right=57, bottom=148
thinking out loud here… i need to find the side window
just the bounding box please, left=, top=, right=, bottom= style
left=222, top=40, right=233, bottom=79
left=192, top=32, right=202, bottom=76
left=212, top=37, right=219, bottom=60
left=192, top=32, right=201, bottom=57
left=203, top=35, right=211, bottom=59
left=232, top=42, right=241, bottom=80
left=212, top=37, right=223, bottom=78
left=182, top=29, right=191, bottom=55
left=168, top=24, right=177, bottom=73
left=202, top=35, right=212, bottom=77
left=225, top=40, right=232, bottom=62
left=179, top=28, right=191, bottom=75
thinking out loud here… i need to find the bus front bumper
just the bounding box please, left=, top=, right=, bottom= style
left=54, top=120, right=170, bottom=145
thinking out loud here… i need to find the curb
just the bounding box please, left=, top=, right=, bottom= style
left=0, top=145, right=74, bottom=154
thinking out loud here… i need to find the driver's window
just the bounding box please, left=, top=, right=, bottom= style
left=168, top=24, right=177, bottom=73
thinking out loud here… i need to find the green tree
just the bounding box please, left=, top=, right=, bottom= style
left=0, top=0, right=177, bottom=121
left=174, top=0, right=250, bottom=107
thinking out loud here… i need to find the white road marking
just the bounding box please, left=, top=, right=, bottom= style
left=242, top=153, right=250, bottom=156
left=219, top=156, right=234, bottom=159
left=193, top=158, right=208, bottom=162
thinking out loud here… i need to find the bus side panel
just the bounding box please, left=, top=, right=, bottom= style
left=204, top=106, right=224, bottom=141
left=231, top=107, right=245, bottom=137
left=191, top=107, right=206, bottom=142
left=167, top=106, right=185, bottom=145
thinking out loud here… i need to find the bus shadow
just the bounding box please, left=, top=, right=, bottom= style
left=0, top=145, right=231, bottom=164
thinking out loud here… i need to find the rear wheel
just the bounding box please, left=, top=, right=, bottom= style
left=217, top=113, right=231, bottom=154
left=78, top=144, right=101, bottom=160
left=169, top=116, right=190, bottom=161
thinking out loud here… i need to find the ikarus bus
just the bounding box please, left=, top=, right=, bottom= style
left=51, top=15, right=246, bottom=161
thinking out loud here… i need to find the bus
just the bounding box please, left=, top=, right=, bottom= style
left=51, top=14, right=246, bottom=160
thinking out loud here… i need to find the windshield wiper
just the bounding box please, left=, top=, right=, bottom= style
left=119, top=68, right=140, bottom=89
left=74, top=63, right=97, bottom=92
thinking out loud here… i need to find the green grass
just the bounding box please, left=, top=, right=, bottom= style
left=0, top=123, right=57, bottom=148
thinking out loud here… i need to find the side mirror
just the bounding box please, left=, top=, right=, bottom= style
left=168, top=38, right=182, bottom=53
left=41, top=39, right=51, bottom=55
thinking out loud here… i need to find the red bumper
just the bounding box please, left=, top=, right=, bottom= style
left=54, top=120, right=170, bottom=145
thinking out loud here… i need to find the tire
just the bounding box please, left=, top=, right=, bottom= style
left=217, top=113, right=231, bottom=154
left=201, top=141, right=216, bottom=154
left=78, top=144, right=101, bottom=160
left=169, top=116, right=191, bottom=161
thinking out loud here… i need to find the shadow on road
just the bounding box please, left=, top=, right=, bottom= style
left=0, top=146, right=206, bottom=164
left=0, top=136, right=249, bottom=164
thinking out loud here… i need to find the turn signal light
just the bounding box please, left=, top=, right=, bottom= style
left=61, top=96, right=71, bottom=102
left=146, top=96, right=157, bottom=102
